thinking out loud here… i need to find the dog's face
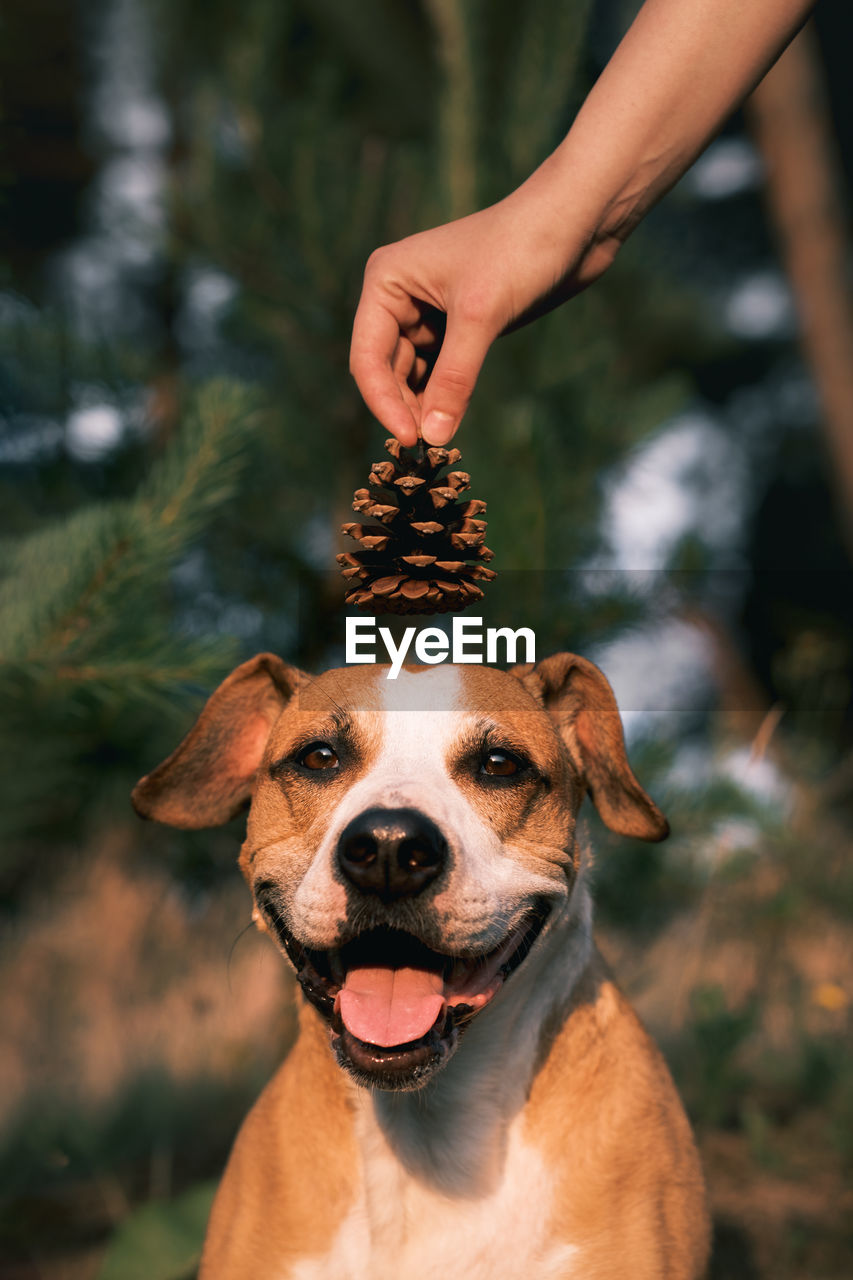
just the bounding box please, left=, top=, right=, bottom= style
left=133, top=653, right=667, bottom=1090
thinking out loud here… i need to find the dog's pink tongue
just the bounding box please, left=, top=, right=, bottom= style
left=339, top=965, right=444, bottom=1048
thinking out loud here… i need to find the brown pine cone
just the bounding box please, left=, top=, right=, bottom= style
left=338, top=438, right=496, bottom=614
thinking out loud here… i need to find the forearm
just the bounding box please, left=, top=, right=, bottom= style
left=510, top=0, right=815, bottom=281
left=350, top=0, right=817, bottom=443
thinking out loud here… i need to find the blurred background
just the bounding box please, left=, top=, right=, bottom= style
left=1, top=1, right=852, bottom=1275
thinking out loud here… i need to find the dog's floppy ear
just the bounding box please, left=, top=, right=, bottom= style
left=513, top=652, right=668, bottom=842
left=132, top=653, right=304, bottom=829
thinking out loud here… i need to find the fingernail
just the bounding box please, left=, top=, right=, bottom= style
left=422, top=411, right=456, bottom=445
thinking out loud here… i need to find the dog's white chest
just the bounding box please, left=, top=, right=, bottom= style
left=287, top=1113, right=578, bottom=1280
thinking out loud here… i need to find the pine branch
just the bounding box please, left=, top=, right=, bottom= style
left=0, top=646, right=233, bottom=718
left=0, top=379, right=259, bottom=673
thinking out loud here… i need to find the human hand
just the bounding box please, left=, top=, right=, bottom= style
left=349, top=190, right=614, bottom=447
left=350, top=0, right=814, bottom=447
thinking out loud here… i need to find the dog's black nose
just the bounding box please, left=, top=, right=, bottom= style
left=337, top=807, right=447, bottom=901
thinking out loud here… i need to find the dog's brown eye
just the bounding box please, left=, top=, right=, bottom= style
left=298, top=743, right=339, bottom=771
left=482, top=749, right=521, bottom=777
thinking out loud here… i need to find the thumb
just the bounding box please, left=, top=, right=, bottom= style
left=420, top=316, right=493, bottom=444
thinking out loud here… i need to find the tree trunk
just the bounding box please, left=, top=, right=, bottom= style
left=746, top=22, right=853, bottom=548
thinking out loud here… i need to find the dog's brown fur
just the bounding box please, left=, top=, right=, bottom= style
left=134, top=654, right=710, bottom=1279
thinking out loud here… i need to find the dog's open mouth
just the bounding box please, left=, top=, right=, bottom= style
left=262, top=900, right=550, bottom=1089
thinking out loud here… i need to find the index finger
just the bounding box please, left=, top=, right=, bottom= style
left=350, top=293, right=420, bottom=446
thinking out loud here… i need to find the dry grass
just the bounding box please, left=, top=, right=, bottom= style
left=0, top=826, right=293, bottom=1133
left=599, top=830, right=853, bottom=1280
left=2, top=816, right=850, bottom=1278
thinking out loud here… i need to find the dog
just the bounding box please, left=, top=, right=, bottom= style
left=133, top=651, right=710, bottom=1279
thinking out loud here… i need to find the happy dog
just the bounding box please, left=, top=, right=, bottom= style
left=133, top=652, right=709, bottom=1278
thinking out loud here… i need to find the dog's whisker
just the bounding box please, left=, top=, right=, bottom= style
left=226, top=921, right=257, bottom=994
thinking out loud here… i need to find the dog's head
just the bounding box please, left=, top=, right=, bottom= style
left=133, top=654, right=666, bottom=1090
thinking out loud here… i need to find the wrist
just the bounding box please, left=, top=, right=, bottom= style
left=498, top=148, right=630, bottom=293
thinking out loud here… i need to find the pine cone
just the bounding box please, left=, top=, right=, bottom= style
left=338, top=438, right=496, bottom=614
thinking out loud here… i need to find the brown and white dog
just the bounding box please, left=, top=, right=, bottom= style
left=133, top=652, right=710, bottom=1279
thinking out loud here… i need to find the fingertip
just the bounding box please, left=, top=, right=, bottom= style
left=388, top=416, right=420, bottom=447
left=349, top=354, right=420, bottom=447
left=421, top=410, right=457, bottom=445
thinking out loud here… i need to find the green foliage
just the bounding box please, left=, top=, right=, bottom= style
left=0, top=379, right=259, bottom=869
left=0, top=1073, right=240, bottom=1273
left=96, top=1181, right=216, bottom=1280
left=683, top=984, right=758, bottom=1129
left=0, top=381, right=257, bottom=667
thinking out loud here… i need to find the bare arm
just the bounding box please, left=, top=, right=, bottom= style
left=350, top=0, right=815, bottom=445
